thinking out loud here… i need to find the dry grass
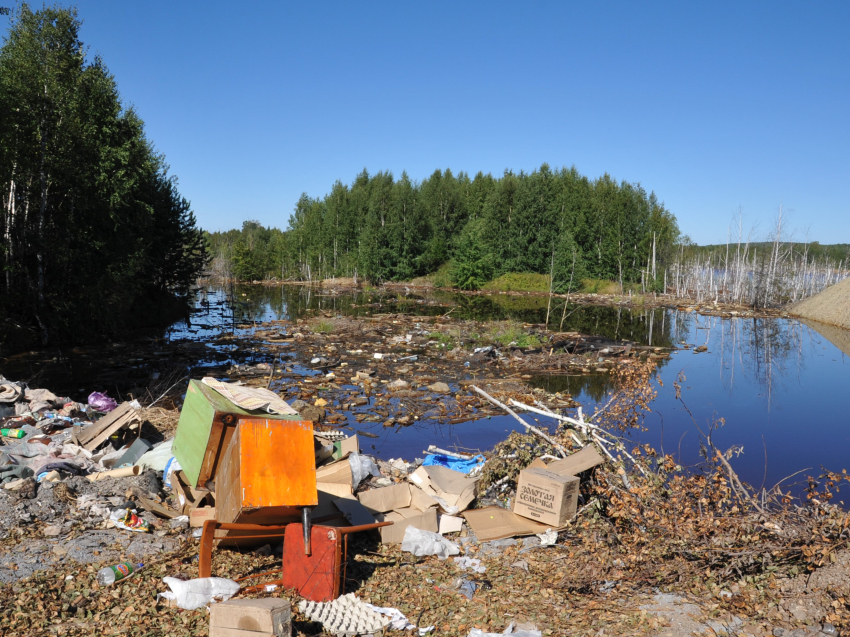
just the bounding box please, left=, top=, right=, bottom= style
left=138, top=406, right=180, bottom=437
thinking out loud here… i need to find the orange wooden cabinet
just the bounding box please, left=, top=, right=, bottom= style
left=216, top=417, right=318, bottom=532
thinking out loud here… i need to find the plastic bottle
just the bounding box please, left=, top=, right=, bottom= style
left=0, top=428, right=25, bottom=438
left=96, top=562, right=143, bottom=586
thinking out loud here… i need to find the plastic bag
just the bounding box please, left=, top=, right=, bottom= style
left=136, top=438, right=176, bottom=472
left=88, top=391, right=117, bottom=413
left=157, top=576, right=240, bottom=610
left=469, top=623, right=542, bottom=637
left=349, top=452, right=381, bottom=486
left=422, top=453, right=486, bottom=474
left=454, top=556, right=486, bottom=573
left=401, top=525, right=460, bottom=560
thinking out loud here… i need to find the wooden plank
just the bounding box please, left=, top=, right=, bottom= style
left=137, top=495, right=181, bottom=519
left=77, top=403, right=133, bottom=446
left=80, top=405, right=139, bottom=452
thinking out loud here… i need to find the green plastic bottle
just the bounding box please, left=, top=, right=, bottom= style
left=0, top=428, right=25, bottom=438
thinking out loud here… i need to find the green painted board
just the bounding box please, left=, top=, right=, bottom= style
left=172, top=380, right=300, bottom=488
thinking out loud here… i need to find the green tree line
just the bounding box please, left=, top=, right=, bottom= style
left=0, top=4, right=206, bottom=347
left=207, top=165, right=680, bottom=291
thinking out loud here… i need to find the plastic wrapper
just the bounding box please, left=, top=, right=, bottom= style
left=87, top=391, right=117, bottom=413
left=109, top=508, right=151, bottom=533
left=400, top=525, right=460, bottom=560
left=349, top=451, right=381, bottom=486
left=158, top=576, right=240, bottom=610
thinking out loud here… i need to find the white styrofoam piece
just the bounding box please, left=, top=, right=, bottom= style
left=298, top=593, right=390, bottom=635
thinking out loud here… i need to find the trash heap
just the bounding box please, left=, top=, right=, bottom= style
left=2, top=364, right=850, bottom=637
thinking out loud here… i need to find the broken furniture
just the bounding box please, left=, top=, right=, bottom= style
left=198, top=518, right=391, bottom=602
left=172, top=379, right=318, bottom=543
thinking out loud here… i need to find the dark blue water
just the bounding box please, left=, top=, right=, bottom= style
left=174, top=285, right=850, bottom=498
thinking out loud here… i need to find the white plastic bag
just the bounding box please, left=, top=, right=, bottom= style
left=454, top=556, right=486, bottom=573
left=469, top=623, right=542, bottom=637
left=136, top=438, right=175, bottom=472
left=401, top=525, right=460, bottom=560
left=157, top=577, right=240, bottom=610
left=349, top=452, right=381, bottom=486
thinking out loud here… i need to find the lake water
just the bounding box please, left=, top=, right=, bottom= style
left=166, top=284, right=850, bottom=498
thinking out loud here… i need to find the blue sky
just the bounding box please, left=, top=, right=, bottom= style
left=3, top=1, right=849, bottom=244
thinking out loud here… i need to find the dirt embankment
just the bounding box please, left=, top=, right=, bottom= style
left=789, top=277, right=850, bottom=330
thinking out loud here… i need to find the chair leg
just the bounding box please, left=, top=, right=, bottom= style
left=198, top=520, right=219, bottom=578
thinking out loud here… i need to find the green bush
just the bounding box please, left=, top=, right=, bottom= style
left=482, top=272, right=551, bottom=293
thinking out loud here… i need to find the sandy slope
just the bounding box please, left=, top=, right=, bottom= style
left=788, top=276, right=850, bottom=330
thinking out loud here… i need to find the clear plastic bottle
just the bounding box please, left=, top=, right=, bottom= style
left=96, top=562, right=143, bottom=586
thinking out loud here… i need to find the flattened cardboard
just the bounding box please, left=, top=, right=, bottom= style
left=408, top=484, right=438, bottom=511
left=513, top=467, right=579, bottom=527
left=316, top=457, right=352, bottom=498
left=545, top=445, right=604, bottom=476
left=409, top=465, right=478, bottom=512
left=375, top=507, right=438, bottom=544
left=438, top=514, right=464, bottom=534
left=210, top=597, right=291, bottom=635
left=333, top=497, right=377, bottom=526
left=463, top=506, right=560, bottom=541
left=357, top=483, right=411, bottom=513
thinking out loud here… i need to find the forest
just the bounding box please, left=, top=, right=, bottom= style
left=206, top=166, right=681, bottom=292
left=0, top=5, right=206, bottom=348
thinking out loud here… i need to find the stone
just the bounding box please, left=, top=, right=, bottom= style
left=290, top=399, right=308, bottom=411
left=42, top=525, right=62, bottom=537
left=428, top=382, right=450, bottom=393
left=387, top=379, right=409, bottom=391
left=773, top=629, right=785, bottom=637
left=821, top=624, right=837, bottom=636
left=299, top=405, right=325, bottom=422
left=52, top=545, right=68, bottom=556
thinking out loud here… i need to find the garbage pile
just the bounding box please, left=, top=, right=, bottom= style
left=2, top=366, right=850, bottom=637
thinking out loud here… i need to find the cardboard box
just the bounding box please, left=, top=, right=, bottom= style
left=190, top=506, right=216, bottom=528
left=315, top=457, right=352, bottom=498
left=210, top=597, right=291, bottom=636
left=512, top=467, right=579, bottom=527
left=375, top=506, right=438, bottom=544
left=357, top=483, right=410, bottom=513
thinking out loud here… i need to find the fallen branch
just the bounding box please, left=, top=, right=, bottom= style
left=471, top=385, right=567, bottom=457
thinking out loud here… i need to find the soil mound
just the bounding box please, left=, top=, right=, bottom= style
left=788, top=277, right=850, bottom=330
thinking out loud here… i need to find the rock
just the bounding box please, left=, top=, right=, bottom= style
left=290, top=399, right=308, bottom=411
left=387, top=379, right=409, bottom=391
left=428, top=382, right=450, bottom=393
left=396, top=365, right=411, bottom=374
left=694, top=345, right=708, bottom=353
left=42, top=525, right=62, bottom=537
left=352, top=396, right=369, bottom=406
left=821, top=624, right=837, bottom=636
left=299, top=405, right=325, bottom=422
left=790, top=630, right=808, bottom=637
left=52, top=545, right=68, bottom=556
left=773, top=629, right=785, bottom=637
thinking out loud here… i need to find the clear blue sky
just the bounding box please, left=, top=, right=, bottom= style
left=3, top=1, right=849, bottom=244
